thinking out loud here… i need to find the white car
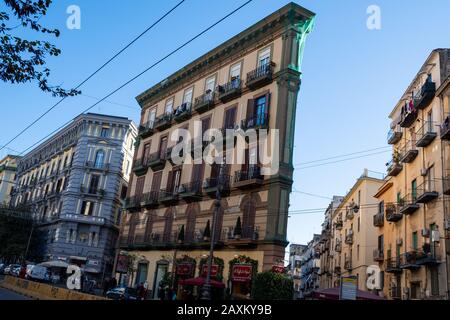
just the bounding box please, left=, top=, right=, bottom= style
left=28, top=265, right=50, bottom=282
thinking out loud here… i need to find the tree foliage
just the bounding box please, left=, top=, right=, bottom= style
left=251, top=271, right=294, bottom=300
left=0, top=0, right=79, bottom=96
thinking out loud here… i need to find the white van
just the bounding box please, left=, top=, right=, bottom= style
left=28, top=265, right=50, bottom=282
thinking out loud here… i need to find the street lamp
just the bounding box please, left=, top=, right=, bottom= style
left=201, top=166, right=223, bottom=300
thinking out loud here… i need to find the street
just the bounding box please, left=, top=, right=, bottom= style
left=0, top=287, right=31, bottom=300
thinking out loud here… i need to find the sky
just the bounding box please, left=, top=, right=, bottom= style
left=1, top=0, right=450, bottom=248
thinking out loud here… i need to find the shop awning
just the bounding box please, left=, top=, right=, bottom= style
left=179, top=277, right=225, bottom=288
left=312, top=287, right=385, bottom=300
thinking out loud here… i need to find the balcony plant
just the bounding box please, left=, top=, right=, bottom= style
left=203, top=220, right=211, bottom=241
left=177, top=225, right=185, bottom=244
left=234, top=216, right=242, bottom=240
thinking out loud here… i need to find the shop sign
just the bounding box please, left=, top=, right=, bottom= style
left=201, top=264, right=219, bottom=277
left=176, top=263, right=194, bottom=276
left=116, top=254, right=129, bottom=273
left=272, top=265, right=285, bottom=273
left=231, top=264, right=252, bottom=282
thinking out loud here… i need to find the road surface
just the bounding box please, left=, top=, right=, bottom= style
left=0, top=287, right=32, bottom=300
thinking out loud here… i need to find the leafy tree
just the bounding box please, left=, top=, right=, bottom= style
left=0, top=0, right=79, bottom=97
left=251, top=271, right=294, bottom=300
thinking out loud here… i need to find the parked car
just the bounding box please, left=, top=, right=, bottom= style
left=11, top=266, right=21, bottom=277
left=0, top=263, right=5, bottom=274
left=27, top=265, right=50, bottom=282
left=25, top=264, right=35, bottom=279
left=4, top=264, right=20, bottom=275
left=106, top=287, right=138, bottom=300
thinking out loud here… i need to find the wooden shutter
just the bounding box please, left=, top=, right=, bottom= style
left=224, top=107, right=236, bottom=129
left=143, top=143, right=151, bottom=161
left=159, top=136, right=168, bottom=158
left=202, top=117, right=211, bottom=135
left=135, top=176, right=145, bottom=200
left=151, top=172, right=162, bottom=192
left=166, top=171, right=174, bottom=193
left=246, top=99, right=255, bottom=119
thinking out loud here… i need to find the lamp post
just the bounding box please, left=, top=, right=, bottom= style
left=201, top=166, right=223, bottom=300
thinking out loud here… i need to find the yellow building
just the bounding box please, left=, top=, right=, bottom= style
left=119, top=3, right=315, bottom=298
left=374, top=49, right=450, bottom=300
left=324, top=170, right=384, bottom=291
left=0, top=155, right=19, bottom=206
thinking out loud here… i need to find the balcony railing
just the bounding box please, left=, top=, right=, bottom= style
left=80, top=185, right=106, bottom=197
left=386, top=204, right=403, bottom=222
left=413, top=80, right=436, bottom=110
left=240, top=114, right=269, bottom=130
left=334, top=266, right=341, bottom=275
left=234, top=165, right=263, bottom=189
left=203, top=174, right=231, bottom=196
left=158, top=188, right=179, bottom=205
left=399, top=251, right=420, bottom=270
left=345, top=231, right=353, bottom=245
left=173, top=102, right=192, bottom=123
left=139, top=120, right=155, bottom=138
left=154, top=113, right=172, bottom=131
left=148, top=151, right=167, bottom=171
left=399, top=193, right=420, bottom=215
left=334, top=219, right=343, bottom=230
left=386, top=159, right=403, bottom=177
left=125, top=196, right=142, bottom=211
left=387, top=127, right=402, bottom=145
left=399, top=141, right=418, bottom=163
left=416, top=248, right=441, bottom=266
left=373, top=212, right=384, bottom=227
left=373, top=249, right=384, bottom=262
left=443, top=171, right=450, bottom=196
left=415, top=180, right=439, bottom=204
left=416, top=121, right=437, bottom=148
left=85, top=161, right=109, bottom=171
left=179, top=181, right=203, bottom=201
left=399, top=109, right=418, bottom=128
left=335, top=242, right=342, bottom=252
left=133, top=158, right=149, bottom=176
left=218, top=78, right=242, bottom=102
left=344, top=259, right=352, bottom=270
left=440, top=114, right=450, bottom=140
left=193, top=91, right=215, bottom=114
left=385, top=257, right=402, bottom=273
left=246, top=62, right=274, bottom=89
left=142, top=191, right=159, bottom=208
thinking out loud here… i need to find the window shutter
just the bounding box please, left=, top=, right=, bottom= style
left=166, top=171, right=174, bottom=193
left=246, top=99, right=255, bottom=119
left=151, top=172, right=162, bottom=192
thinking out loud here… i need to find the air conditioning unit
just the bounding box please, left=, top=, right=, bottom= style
left=421, top=228, right=430, bottom=238
left=420, top=168, right=428, bottom=176
left=396, top=239, right=403, bottom=246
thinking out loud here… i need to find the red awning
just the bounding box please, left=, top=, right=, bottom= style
left=312, top=287, right=385, bottom=300
left=179, top=277, right=225, bottom=288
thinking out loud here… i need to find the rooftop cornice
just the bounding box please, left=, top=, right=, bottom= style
left=135, top=2, right=315, bottom=108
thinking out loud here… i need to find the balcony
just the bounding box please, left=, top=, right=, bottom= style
left=139, top=120, right=155, bottom=138
left=335, top=243, right=342, bottom=253
left=386, top=257, right=402, bottom=273
left=344, top=259, right=352, bottom=271
left=373, top=212, right=384, bottom=227
left=125, top=196, right=142, bottom=212
left=344, top=231, right=353, bottom=245
left=399, top=109, right=418, bottom=128
left=399, top=194, right=420, bottom=215
left=386, top=204, right=403, bottom=222
left=240, top=114, right=269, bottom=131
left=440, top=115, right=450, bottom=140
left=193, top=91, right=215, bottom=114
left=154, top=113, right=172, bottom=131
left=416, top=122, right=437, bottom=148
left=226, top=226, right=260, bottom=247
left=386, top=159, right=403, bottom=177
left=133, top=158, right=149, bottom=176
left=334, top=219, right=343, bottom=230
left=218, top=78, right=242, bottom=103
left=80, top=186, right=105, bottom=198
left=246, top=62, right=274, bottom=90
left=444, top=172, right=450, bottom=195
left=373, top=249, right=384, bottom=262
left=203, top=174, right=231, bottom=197
left=416, top=250, right=441, bottom=266
left=142, top=191, right=159, bottom=208
left=399, top=142, right=418, bottom=163
left=334, top=266, right=341, bottom=275
left=158, top=189, right=179, bottom=205
left=413, top=81, right=436, bottom=110
left=179, top=181, right=203, bottom=201
left=85, top=161, right=109, bottom=171
left=233, top=165, right=263, bottom=189
left=399, top=251, right=420, bottom=270
left=166, top=146, right=185, bottom=166
left=415, top=181, right=439, bottom=204
left=387, top=127, right=402, bottom=145
left=148, top=151, right=167, bottom=171
left=173, top=102, right=192, bottom=123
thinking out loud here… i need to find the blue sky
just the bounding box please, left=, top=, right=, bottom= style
left=1, top=0, right=450, bottom=247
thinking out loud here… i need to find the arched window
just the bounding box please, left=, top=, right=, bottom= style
left=242, top=199, right=256, bottom=239
left=163, top=211, right=174, bottom=242
left=94, top=150, right=105, bottom=168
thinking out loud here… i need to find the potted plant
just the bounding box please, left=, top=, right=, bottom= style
left=234, top=217, right=242, bottom=240
left=203, top=220, right=211, bottom=241
left=178, top=225, right=185, bottom=244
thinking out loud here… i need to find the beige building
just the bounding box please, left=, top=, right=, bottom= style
left=0, top=155, right=19, bottom=206
left=321, top=170, right=384, bottom=291
left=120, top=3, right=315, bottom=298
left=374, top=49, right=450, bottom=300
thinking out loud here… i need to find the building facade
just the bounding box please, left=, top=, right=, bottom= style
left=0, top=155, right=20, bottom=206
left=120, top=3, right=315, bottom=298
left=11, top=113, right=136, bottom=279
left=374, top=49, right=450, bottom=300
left=289, top=243, right=307, bottom=299
left=298, top=234, right=321, bottom=299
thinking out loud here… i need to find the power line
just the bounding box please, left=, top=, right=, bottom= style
left=17, top=0, right=255, bottom=156
left=0, top=0, right=186, bottom=153
left=80, top=94, right=140, bottom=110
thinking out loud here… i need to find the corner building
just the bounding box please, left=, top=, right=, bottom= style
left=121, top=3, right=315, bottom=297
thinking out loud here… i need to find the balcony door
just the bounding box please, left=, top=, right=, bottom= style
left=258, top=47, right=271, bottom=67
left=411, top=179, right=417, bottom=201
left=242, top=199, right=256, bottom=239
left=143, top=142, right=151, bottom=162
left=166, top=167, right=182, bottom=194
left=147, top=108, right=156, bottom=126
left=205, top=75, right=216, bottom=94
left=255, top=95, right=268, bottom=126
left=89, top=174, right=100, bottom=194
left=135, top=176, right=145, bottom=202
left=224, top=106, right=237, bottom=130
left=163, top=211, right=174, bottom=242
left=159, top=136, right=168, bottom=159
left=151, top=171, right=162, bottom=196
left=185, top=204, right=197, bottom=242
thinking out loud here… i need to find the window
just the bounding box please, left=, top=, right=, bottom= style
left=183, top=87, right=194, bottom=104
left=80, top=201, right=94, bottom=216
left=255, top=95, right=268, bottom=125
left=100, top=127, right=109, bottom=138
left=94, top=150, right=105, bottom=168
left=357, top=216, right=360, bottom=232
left=357, top=244, right=360, bottom=260
left=165, top=98, right=174, bottom=114
left=147, top=108, right=157, bottom=127
left=258, top=47, right=271, bottom=66
left=125, top=160, right=130, bottom=174
left=229, top=62, right=241, bottom=80
left=205, top=75, right=216, bottom=94
left=159, top=136, right=168, bottom=158
left=89, top=174, right=100, bottom=194
left=378, top=201, right=384, bottom=214
left=412, top=179, right=417, bottom=200
left=142, top=143, right=151, bottom=161
left=412, top=231, right=418, bottom=250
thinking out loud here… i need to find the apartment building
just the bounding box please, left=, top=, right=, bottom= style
left=120, top=3, right=315, bottom=297
left=374, top=49, right=450, bottom=300
left=322, top=170, right=384, bottom=291
left=289, top=243, right=307, bottom=299
left=317, top=196, right=343, bottom=289
left=298, top=234, right=321, bottom=299
left=0, top=155, right=20, bottom=206
left=11, top=113, right=136, bottom=279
